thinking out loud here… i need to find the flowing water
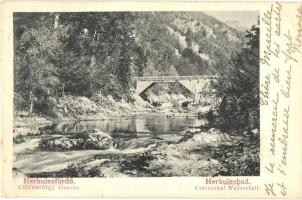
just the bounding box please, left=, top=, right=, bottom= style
left=14, top=114, right=208, bottom=176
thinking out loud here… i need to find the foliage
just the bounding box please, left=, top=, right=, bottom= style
left=213, top=21, right=259, bottom=130
left=14, top=14, right=66, bottom=115
left=210, top=138, right=260, bottom=176
left=14, top=12, right=138, bottom=115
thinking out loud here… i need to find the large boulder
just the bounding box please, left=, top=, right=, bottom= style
left=85, top=129, right=114, bottom=149
left=188, top=128, right=232, bottom=147
left=39, top=129, right=114, bottom=151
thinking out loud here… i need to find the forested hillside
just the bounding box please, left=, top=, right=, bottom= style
left=13, top=12, right=246, bottom=116
left=134, top=12, right=244, bottom=76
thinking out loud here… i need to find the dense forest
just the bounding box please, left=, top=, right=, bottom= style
left=14, top=12, right=258, bottom=121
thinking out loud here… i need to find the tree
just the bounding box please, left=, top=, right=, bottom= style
left=214, top=20, right=259, bottom=130
left=14, top=13, right=67, bottom=115
left=55, top=12, right=138, bottom=98
left=185, top=28, right=194, bottom=48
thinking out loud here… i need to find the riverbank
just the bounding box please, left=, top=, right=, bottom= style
left=14, top=93, right=152, bottom=127
left=14, top=91, right=214, bottom=127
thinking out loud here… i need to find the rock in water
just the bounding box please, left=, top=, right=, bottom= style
left=39, top=129, right=113, bottom=151
left=85, top=129, right=114, bottom=150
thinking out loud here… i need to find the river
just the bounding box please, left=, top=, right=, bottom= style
left=13, top=114, right=209, bottom=176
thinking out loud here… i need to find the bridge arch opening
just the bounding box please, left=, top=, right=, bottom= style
left=138, top=82, right=193, bottom=107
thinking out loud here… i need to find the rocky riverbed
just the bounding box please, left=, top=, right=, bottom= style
left=13, top=122, right=259, bottom=177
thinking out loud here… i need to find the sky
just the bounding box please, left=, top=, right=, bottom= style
left=204, top=11, right=259, bottom=29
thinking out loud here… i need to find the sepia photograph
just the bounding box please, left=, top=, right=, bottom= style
left=12, top=11, right=260, bottom=178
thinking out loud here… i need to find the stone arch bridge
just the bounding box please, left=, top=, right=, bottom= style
left=134, top=75, right=217, bottom=101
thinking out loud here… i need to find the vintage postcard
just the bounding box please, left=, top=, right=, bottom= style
left=0, top=0, right=301, bottom=198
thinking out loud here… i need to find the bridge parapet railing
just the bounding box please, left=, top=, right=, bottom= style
left=134, top=75, right=218, bottom=81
